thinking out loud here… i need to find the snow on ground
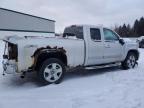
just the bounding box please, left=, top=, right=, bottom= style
left=0, top=41, right=144, bottom=108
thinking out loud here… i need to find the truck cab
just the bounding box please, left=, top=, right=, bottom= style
left=64, top=25, right=138, bottom=66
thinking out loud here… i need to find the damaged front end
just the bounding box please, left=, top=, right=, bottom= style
left=2, top=40, right=18, bottom=75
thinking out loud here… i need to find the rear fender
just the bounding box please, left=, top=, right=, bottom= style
left=31, top=47, right=67, bottom=71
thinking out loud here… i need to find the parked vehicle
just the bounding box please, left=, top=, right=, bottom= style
left=137, top=36, right=144, bottom=41
left=2, top=25, right=139, bottom=85
left=137, top=36, right=144, bottom=48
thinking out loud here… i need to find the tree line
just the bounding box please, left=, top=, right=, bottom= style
left=114, top=17, right=144, bottom=37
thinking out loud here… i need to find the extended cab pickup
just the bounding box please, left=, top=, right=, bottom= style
left=2, top=25, right=139, bottom=84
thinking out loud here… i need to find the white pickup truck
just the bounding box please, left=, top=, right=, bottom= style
left=2, top=25, right=139, bottom=85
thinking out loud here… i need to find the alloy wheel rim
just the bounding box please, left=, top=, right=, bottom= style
left=44, top=63, right=63, bottom=82
left=127, top=55, right=136, bottom=68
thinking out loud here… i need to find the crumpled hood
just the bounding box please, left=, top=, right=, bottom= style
left=1, top=35, right=63, bottom=45
left=1, top=35, right=23, bottom=44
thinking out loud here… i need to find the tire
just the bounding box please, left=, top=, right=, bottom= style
left=121, top=52, right=136, bottom=70
left=37, top=58, right=66, bottom=85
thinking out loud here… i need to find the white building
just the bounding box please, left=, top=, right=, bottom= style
left=0, top=8, right=55, bottom=38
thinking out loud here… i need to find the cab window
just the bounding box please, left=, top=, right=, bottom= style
left=90, top=28, right=101, bottom=40
left=103, top=28, right=119, bottom=41
left=63, top=26, right=83, bottom=39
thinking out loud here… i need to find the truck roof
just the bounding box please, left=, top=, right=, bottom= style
left=68, top=24, right=105, bottom=28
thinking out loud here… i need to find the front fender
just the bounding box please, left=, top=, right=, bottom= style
left=123, top=43, right=139, bottom=60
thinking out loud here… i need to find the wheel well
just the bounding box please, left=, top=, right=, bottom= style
left=34, top=51, right=67, bottom=71
left=127, top=50, right=139, bottom=60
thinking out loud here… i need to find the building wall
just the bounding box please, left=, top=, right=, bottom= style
left=0, top=8, right=55, bottom=33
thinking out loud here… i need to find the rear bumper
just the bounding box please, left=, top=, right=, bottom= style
left=2, top=59, right=17, bottom=74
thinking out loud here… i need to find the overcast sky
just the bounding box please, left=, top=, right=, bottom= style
left=0, top=0, right=143, bottom=32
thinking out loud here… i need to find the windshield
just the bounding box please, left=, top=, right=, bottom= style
left=63, top=26, right=83, bottom=39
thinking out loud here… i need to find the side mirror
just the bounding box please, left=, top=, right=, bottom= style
left=119, top=38, right=125, bottom=45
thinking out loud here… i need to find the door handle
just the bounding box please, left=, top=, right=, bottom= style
left=105, top=45, right=111, bottom=48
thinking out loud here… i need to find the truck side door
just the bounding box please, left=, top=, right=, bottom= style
left=85, top=27, right=104, bottom=65
left=103, top=28, right=123, bottom=63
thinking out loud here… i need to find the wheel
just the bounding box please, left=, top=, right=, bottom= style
left=121, top=52, right=136, bottom=69
left=38, top=58, right=66, bottom=85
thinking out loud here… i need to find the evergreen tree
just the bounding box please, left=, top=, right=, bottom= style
left=114, top=17, right=144, bottom=37
left=121, top=24, right=127, bottom=37
left=133, top=19, right=139, bottom=36
left=138, top=17, right=144, bottom=36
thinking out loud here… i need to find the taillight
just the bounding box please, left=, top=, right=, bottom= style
left=8, top=43, right=18, bottom=61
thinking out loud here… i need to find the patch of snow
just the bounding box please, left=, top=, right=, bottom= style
left=0, top=41, right=144, bottom=108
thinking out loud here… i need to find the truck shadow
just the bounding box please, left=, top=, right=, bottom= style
left=0, top=72, right=39, bottom=90
left=64, top=66, right=121, bottom=81
left=0, top=66, right=122, bottom=89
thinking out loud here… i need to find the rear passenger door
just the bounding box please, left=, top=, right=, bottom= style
left=86, top=28, right=104, bottom=65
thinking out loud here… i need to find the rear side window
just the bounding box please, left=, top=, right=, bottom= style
left=90, top=28, right=101, bottom=40
left=63, top=26, right=83, bottom=39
